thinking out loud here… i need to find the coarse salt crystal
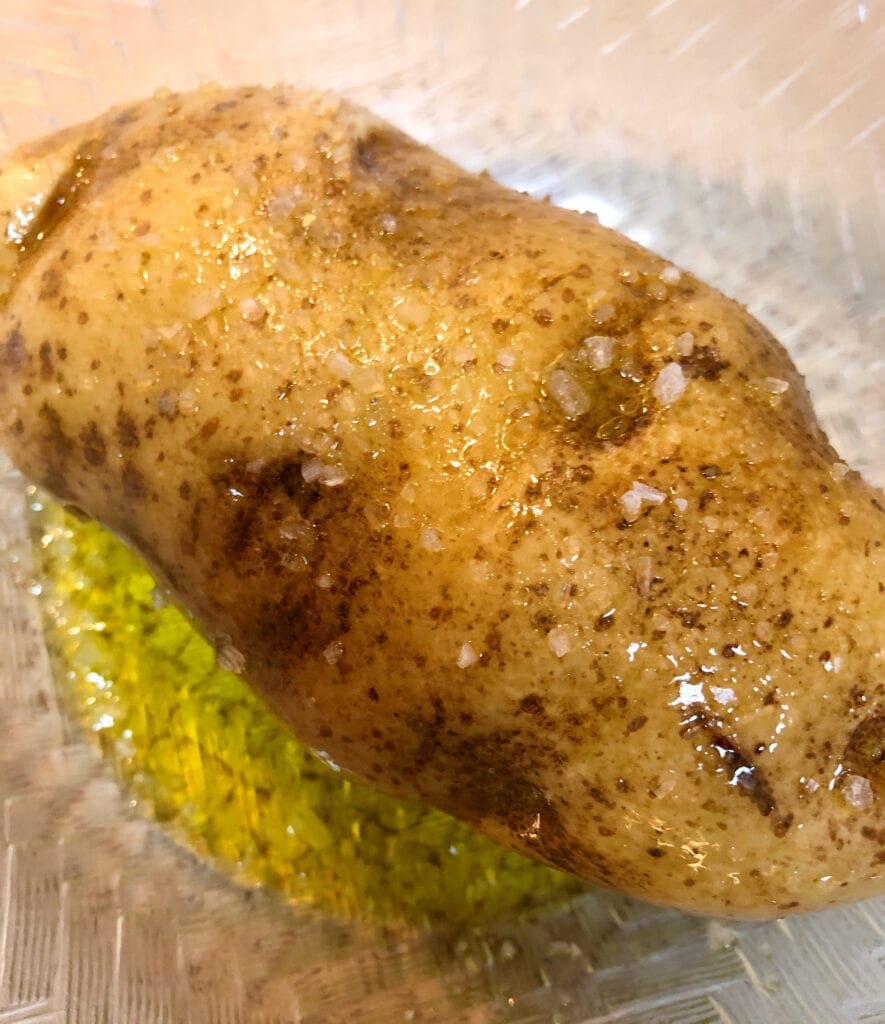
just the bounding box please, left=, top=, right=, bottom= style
left=452, top=345, right=476, bottom=364
left=233, top=162, right=258, bottom=190
left=496, top=350, right=517, bottom=369
left=375, top=212, right=397, bottom=233
left=763, top=376, right=790, bottom=395
left=660, top=265, right=681, bottom=284
left=352, top=366, right=384, bottom=394
left=457, top=642, right=478, bottom=669
left=157, top=322, right=183, bottom=341
left=267, top=191, right=298, bottom=223
left=674, top=496, right=689, bottom=513
left=547, top=627, right=572, bottom=658
left=316, top=573, right=333, bottom=589
left=710, top=686, right=736, bottom=706
left=189, top=291, right=220, bottom=320
left=157, top=389, right=179, bottom=418
left=620, top=480, right=666, bottom=521
left=301, top=459, right=348, bottom=487
left=216, top=640, right=245, bottom=674
left=841, top=774, right=873, bottom=810
left=830, top=462, right=850, bottom=481
left=419, top=526, right=444, bottom=552
left=620, top=489, right=643, bottom=519
left=563, top=535, right=582, bottom=559
left=470, top=560, right=492, bottom=582
left=323, top=640, right=345, bottom=665
left=592, top=302, right=615, bottom=325
left=239, top=298, right=265, bottom=322
left=547, top=368, right=590, bottom=419
left=632, top=481, right=667, bottom=504
left=803, top=777, right=820, bottom=794
left=676, top=331, right=695, bottom=357
left=654, top=362, right=686, bottom=405
left=301, top=459, right=325, bottom=483
left=326, top=350, right=355, bottom=378
left=397, top=299, right=430, bottom=327
left=319, top=230, right=344, bottom=250
left=635, top=556, right=654, bottom=596
left=582, top=335, right=615, bottom=370
left=319, top=464, right=348, bottom=487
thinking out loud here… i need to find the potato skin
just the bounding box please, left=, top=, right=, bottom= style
left=1, top=85, right=882, bottom=917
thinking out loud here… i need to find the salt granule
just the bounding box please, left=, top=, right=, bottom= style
left=216, top=639, right=245, bottom=675
left=631, top=481, right=667, bottom=504
left=841, top=774, right=873, bottom=810
left=239, top=298, right=265, bottom=322
left=547, top=627, right=572, bottom=658
left=654, top=362, right=686, bottom=405
left=457, top=642, right=478, bottom=669
left=676, top=331, right=695, bottom=357
left=582, top=335, right=615, bottom=370
left=620, top=489, right=643, bottom=519
left=326, top=351, right=355, bottom=378
left=419, top=526, right=444, bottom=552
left=547, top=368, right=590, bottom=419
left=635, top=556, right=654, bottom=596
left=323, top=641, right=345, bottom=666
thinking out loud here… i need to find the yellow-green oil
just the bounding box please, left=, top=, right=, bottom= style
left=32, top=496, right=580, bottom=925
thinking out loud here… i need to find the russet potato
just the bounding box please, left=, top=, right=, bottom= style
left=1, top=85, right=882, bottom=916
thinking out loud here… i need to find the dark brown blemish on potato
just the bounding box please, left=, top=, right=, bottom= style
left=79, top=421, right=107, bottom=466
left=680, top=345, right=729, bottom=382
left=37, top=402, right=75, bottom=496
left=199, top=417, right=220, bottom=441
left=14, top=139, right=105, bottom=274
left=2, top=328, right=27, bottom=371
left=680, top=705, right=792, bottom=834
left=38, top=340, right=54, bottom=380
left=518, top=693, right=545, bottom=716
left=121, top=463, right=147, bottom=500
left=212, top=456, right=325, bottom=562
left=116, top=409, right=140, bottom=449
left=38, top=267, right=62, bottom=301
left=844, top=713, right=884, bottom=788
left=429, top=729, right=602, bottom=879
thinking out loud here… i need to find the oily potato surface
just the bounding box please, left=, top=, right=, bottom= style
left=0, top=85, right=882, bottom=916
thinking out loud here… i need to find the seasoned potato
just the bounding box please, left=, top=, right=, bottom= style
left=1, top=85, right=881, bottom=917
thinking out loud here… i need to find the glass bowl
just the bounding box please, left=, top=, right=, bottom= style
left=0, top=2, right=882, bottom=1021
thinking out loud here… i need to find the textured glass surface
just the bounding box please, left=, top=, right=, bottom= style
left=0, top=2, right=882, bottom=1021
